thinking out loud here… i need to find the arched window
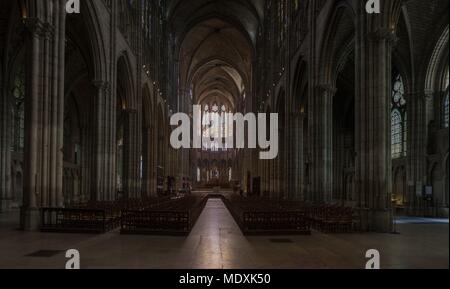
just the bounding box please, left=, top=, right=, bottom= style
left=201, top=102, right=232, bottom=151
left=391, top=110, right=403, bottom=158
left=391, top=73, right=407, bottom=159
left=277, top=0, right=287, bottom=47
left=11, top=64, right=25, bottom=152
left=443, top=70, right=449, bottom=128
left=116, top=96, right=126, bottom=192
left=63, top=105, right=72, bottom=161
left=444, top=92, right=449, bottom=128
left=140, top=155, right=143, bottom=180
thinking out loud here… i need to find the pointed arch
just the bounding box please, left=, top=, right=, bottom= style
left=292, top=58, right=308, bottom=112
left=317, top=0, right=355, bottom=86
left=83, top=0, right=108, bottom=82
left=117, top=52, right=137, bottom=110
left=142, top=83, right=154, bottom=127
left=425, top=26, right=449, bottom=93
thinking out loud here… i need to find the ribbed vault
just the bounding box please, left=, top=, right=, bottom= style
left=179, top=17, right=253, bottom=110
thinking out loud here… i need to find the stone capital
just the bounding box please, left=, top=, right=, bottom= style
left=126, top=109, right=138, bottom=114
left=423, top=90, right=435, bottom=100
left=92, top=80, right=110, bottom=93
left=41, top=23, right=55, bottom=39
left=407, top=90, right=434, bottom=101
left=23, top=18, right=46, bottom=37
left=316, top=84, right=337, bottom=95
left=367, top=28, right=398, bottom=45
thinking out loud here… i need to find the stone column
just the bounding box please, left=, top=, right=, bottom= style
left=261, top=160, right=265, bottom=195
left=285, top=113, right=294, bottom=199
left=178, top=87, right=190, bottom=183
left=0, top=63, right=12, bottom=212
left=266, top=159, right=270, bottom=196
left=80, top=121, right=93, bottom=202
left=123, top=108, right=139, bottom=199
left=291, top=113, right=305, bottom=200
left=406, top=91, right=427, bottom=208
left=56, top=0, right=67, bottom=207
left=274, top=150, right=278, bottom=197
left=38, top=23, right=52, bottom=208
left=269, top=158, right=275, bottom=197
left=21, top=18, right=45, bottom=230
left=285, top=113, right=293, bottom=199
left=150, top=122, right=157, bottom=195
left=92, top=81, right=116, bottom=201
left=355, top=14, right=396, bottom=232
left=142, top=124, right=152, bottom=197
left=45, top=0, right=67, bottom=209
left=263, top=159, right=268, bottom=195
left=309, top=84, right=335, bottom=203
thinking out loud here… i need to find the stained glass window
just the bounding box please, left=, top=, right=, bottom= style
left=63, top=108, right=72, bottom=161
left=12, top=64, right=25, bottom=152
left=293, top=0, right=299, bottom=11
left=443, top=70, right=449, bottom=128
left=277, top=0, right=287, bottom=47
left=391, top=73, right=407, bottom=159
left=391, top=110, right=402, bottom=158
left=201, top=103, right=232, bottom=151
left=444, top=92, right=449, bottom=128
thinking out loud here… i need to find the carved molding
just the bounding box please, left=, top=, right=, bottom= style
left=316, top=84, right=337, bottom=95
left=367, top=28, right=398, bottom=45
left=23, top=18, right=46, bottom=37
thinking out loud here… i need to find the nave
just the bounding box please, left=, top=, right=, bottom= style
left=0, top=0, right=449, bottom=269
left=0, top=196, right=447, bottom=269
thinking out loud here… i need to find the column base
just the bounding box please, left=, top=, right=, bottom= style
left=438, top=207, right=449, bottom=218
left=404, top=205, right=449, bottom=218
left=358, top=208, right=393, bottom=233
left=20, top=207, right=40, bottom=231
left=0, top=199, right=12, bottom=213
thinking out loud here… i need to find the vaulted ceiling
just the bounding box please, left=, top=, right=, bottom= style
left=0, top=0, right=16, bottom=69
left=173, top=1, right=262, bottom=110
left=168, top=0, right=264, bottom=45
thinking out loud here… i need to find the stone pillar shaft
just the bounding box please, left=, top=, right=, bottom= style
left=0, top=59, right=11, bottom=211
left=92, top=81, right=116, bottom=201
left=309, top=85, right=334, bottom=203
left=123, top=109, right=140, bottom=198
left=22, top=18, right=46, bottom=230
left=56, top=0, right=66, bottom=207
left=355, top=17, right=395, bottom=232
left=291, top=113, right=305, bottom=200
left=407, top=92, right=427, bottom=207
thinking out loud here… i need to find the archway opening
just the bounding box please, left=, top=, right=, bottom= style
left=178, top=17, right=253, bottom=192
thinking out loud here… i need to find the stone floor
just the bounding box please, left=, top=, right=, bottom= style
left=0, top=198, right=448, bottom=269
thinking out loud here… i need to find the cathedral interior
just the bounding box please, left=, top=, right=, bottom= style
left=0, top=0, right=448, bottom=269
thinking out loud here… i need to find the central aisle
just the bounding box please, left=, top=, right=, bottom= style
left=182, top=198, right=250, bottom=269
left=191, top=198, right=241, bottom=234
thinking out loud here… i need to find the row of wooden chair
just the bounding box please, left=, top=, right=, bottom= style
left=223, top=196, right=312, bottom=235
left=120, top=195, right=208, bottom=235
left=40, top=195, right=354, bottom=235
left=40, top=197, right=174, bottom=234
left=224, top=195, right=354, bottom=234
left=308, top=204, right=354, bottom=233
